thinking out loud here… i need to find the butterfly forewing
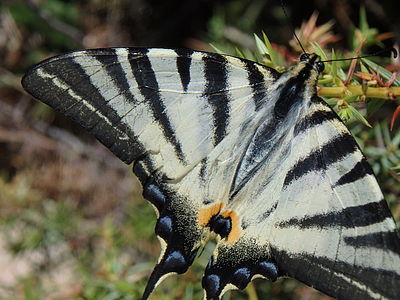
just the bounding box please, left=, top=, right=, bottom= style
left=22, top=48, right=400, bottom=300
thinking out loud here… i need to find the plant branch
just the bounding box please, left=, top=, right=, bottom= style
left=318, top=86, right=400, bottom=99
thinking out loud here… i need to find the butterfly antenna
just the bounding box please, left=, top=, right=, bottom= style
left=280, top=0, right=307, bottom=54
left=322, top=47, right=398, bottom=63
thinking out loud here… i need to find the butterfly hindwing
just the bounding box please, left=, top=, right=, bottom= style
left=269, top=96, right=400, bottom=299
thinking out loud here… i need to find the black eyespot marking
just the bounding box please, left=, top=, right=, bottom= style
left=202, top=253, right=279, bottom=299
left=156, top=216, right=173, bottom=241
left=164, top=251, right=187, bottom=273
left=208, top=215, right=232, bottom=238
left=202, top=274, right=220, bottom=298
left=232, top=267, right=252, bottom=289
left=143, top=183, right=166, bottom=212
left=258, top=261, right=278, bottom=281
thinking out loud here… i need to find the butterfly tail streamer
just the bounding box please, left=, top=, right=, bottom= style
left=141, top=262, right=180, bottom=300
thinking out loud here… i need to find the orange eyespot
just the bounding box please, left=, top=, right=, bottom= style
left=221, top=211, right=241, bottom=243
left=198, top=202, right=224, bottom=226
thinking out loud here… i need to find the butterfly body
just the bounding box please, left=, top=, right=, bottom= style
left=22, top=48, right=400, bottom=300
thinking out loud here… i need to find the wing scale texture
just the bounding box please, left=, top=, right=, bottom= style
left=22, top=48, right=400, bottom=300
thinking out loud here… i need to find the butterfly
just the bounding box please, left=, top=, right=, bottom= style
left=21, top=47, right=400, bottom=300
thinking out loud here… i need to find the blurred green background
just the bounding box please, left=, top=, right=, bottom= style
left=0, top=0, right=399, bottom=299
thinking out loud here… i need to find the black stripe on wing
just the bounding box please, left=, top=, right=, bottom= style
left=344, top=230, right=400, bottom=253
left=22, top=51, right=145, bottom=164
left=294, top=109, right=338, bottom=136
left=273, top=65, right=314, bottom=119
left=277, top=199, right=393, bottom=229
left=128, top=49, right=186, bottom=163
left=243, top=60, right=268, bottom=111
left=272, top=248, right=400, bottom=300
left=93, top=49, right=137, bottom=105
left=175, top=49, right=193, bottom=92
left=202, top=54, right=230, bottom=145
left=334, top=157, right=374, bottom=187
left=284, top=133, right=357, bottom=186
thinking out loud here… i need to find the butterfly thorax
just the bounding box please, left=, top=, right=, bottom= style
left=227, top=54, right=323, bottom=201
left=273, top=53, right=322, bottom=116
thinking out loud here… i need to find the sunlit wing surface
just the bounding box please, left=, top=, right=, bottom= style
left=22, top=48, right=400, bottom=300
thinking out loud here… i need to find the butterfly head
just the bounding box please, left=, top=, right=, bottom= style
left=299, top=53, right=324, bottom=73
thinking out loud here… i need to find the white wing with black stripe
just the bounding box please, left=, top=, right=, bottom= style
left=22, top=48, right=400, bottom=300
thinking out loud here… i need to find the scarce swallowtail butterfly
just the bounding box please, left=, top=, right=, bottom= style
left=21, top=48, right=400, bottom=300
